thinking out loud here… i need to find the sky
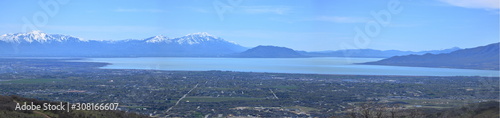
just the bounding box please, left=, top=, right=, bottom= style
left=0, top=0, right=498, bottom=51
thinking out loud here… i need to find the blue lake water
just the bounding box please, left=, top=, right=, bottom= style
left=79, top=57, right=500, bottom=77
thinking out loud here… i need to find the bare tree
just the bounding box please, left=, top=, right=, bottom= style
left=387, top=105, right=400, bottom=118
left=373, top=107, right=384, bottom=118
left=344, top=102, right=411, bottom=118
left=360, top=103, right=372, bottom=118
left=348, top=111, right=358, bottom=118
left=408, top=109, right=424, bottom=118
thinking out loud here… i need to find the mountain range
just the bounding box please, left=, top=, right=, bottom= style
left=0, top=31, right=246, bottom=57
left=300, top=47, right=461, bottom=58
left=0, top=31, right=490, bottom=61
left=363, top=43, right=499, bottom=70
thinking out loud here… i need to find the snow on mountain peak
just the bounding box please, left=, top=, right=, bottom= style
left=142, top=32, right=239, bottom=46
left=0, top=31, right=240, bottom=47
left=175, top=32, right=223, bottom=45
left=0, top=30, right=83, bottom=43
left=145, top=35, right=170, bottom=43
left=185, top=32, right=214, bottom=37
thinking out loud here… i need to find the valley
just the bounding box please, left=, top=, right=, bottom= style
left=0, top=58, right=497, bottom=117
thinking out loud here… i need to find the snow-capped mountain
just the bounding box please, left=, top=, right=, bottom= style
left=0, top=30, right=84, bottom=43
left=144, top=35, right=170, bottom=43
left=0, top=31, right=247, bottom=57
left=142, top=32, right=238, bottom=45
left=174, top=32, right=227, bottom=45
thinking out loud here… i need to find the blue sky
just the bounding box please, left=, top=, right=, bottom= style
left=0, top=0, right=498, bottom=51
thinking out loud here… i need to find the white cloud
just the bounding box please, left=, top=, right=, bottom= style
left=114, top=8, right=167, bottom=13
left=439, top=0, right=499, bottom=9
left=240, top=6, right=291, bottom=15
left=310, top=16, right=368, bottom=23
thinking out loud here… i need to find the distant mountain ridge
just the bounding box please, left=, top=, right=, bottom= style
left=300, top=47, right=461, bottom=58
left=362, top=43, right=500, bottom=70
left=230, top=45, right=306, bottom=58
left=0, top=31, right=488, bottom=59
left=0, top=30, right=86, bottom=43
left=0, top=31, right=247, bottom=57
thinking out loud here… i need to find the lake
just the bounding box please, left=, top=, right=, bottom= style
left=78, top=57, right=499, bottom=77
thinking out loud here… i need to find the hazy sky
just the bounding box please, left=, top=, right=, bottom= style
left=0, top=0, right=498, bottom=51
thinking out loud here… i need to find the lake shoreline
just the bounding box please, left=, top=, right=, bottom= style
left=71, top=57, right=499, bottom=77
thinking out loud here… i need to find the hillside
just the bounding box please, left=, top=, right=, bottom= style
left=425, top=101, right=499, bottom=118
left=230, top=45, right=307, bottom=58
left=0, top=95, right=148, bottom=118
left=362, top=43, right=499, bottom=70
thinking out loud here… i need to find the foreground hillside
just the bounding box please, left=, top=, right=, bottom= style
left=428, top=101, right=499, bottom=118
left=1, top=95, right=497, bottom=118
left=363, top=43, right=499, bottom=70
left=0, top=95, right=148, bottom=118
left=342, top=101, right=499, bottom=118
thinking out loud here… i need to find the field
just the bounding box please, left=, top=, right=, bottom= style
left=0, top=79, right=65, bottom=84
left=182, top=97, right=264, bottom=102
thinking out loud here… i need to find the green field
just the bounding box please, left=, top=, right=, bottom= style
left=392, top=99, right=488, bottom=109
left=182, top=97, right=263, bottom=102
left=273, top=85, right=298, bottom=89
left=0, top=79, right=65, bottom=84
left=283, top=106, right=319, bottom=113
